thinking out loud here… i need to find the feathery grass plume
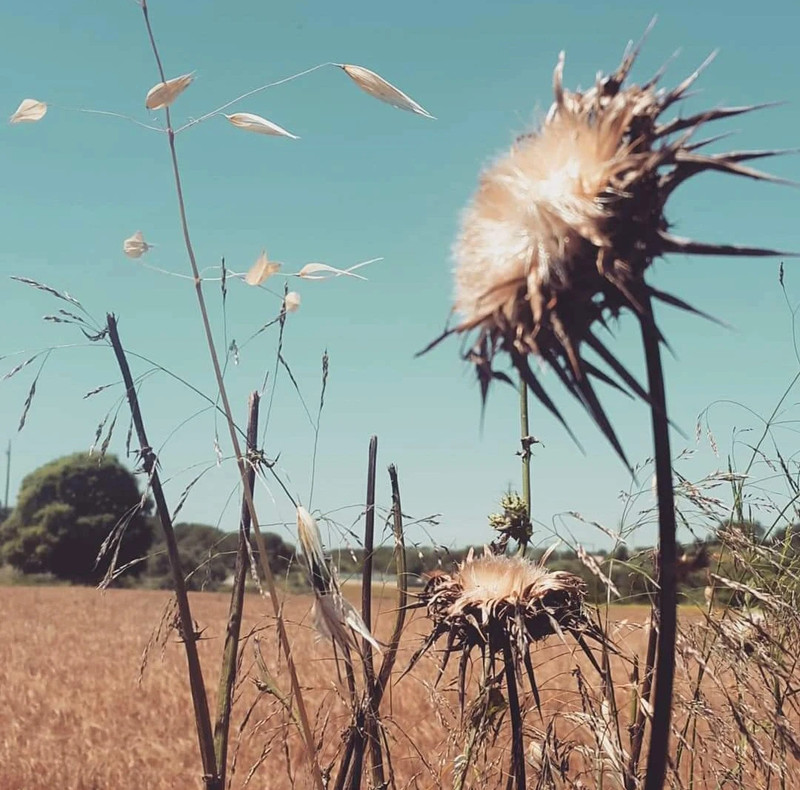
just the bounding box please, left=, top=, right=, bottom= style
left=447, top=38, right=791, bottom=456
left=296, top=506, right=380, bottom=654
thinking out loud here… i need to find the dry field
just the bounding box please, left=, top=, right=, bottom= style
left=0, top=585, right=795, bottom=789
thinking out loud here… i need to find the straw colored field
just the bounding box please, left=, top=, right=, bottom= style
left=0, top=585, right=793, bottom=789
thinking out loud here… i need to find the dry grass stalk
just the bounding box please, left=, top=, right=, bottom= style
left=105, top=312, right=220, bottom=787
left=332, top=462, right=409, bottom=790
left=137, top=3, right=325, bottom=785
left=213, top=391, right=260, bottom=788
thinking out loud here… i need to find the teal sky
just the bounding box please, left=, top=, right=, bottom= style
left=2, top=0, right=799, bottom=557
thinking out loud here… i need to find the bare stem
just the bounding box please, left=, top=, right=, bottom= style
left=360, top=436, right=385, bottom=788
left=519, top=376, right=531, bottom=514
left=213, top=391, right=259, bottom=787
left=518, top=375, right=532, bottom=555
left=627, top=609, right=658, bottom=785
left=334, top=462, right=408, bottom=790
left=106, top=313, right=219, bottom=789
left=376, top=464, right=408, bottom=699
left=503, top=641, right=526, bottom=790
left=139, top=4, right=324, bottom=787
left=641, top=301, right=678, bottom=790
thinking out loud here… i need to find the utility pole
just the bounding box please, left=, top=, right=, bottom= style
left=4, top=441, right=10, bottom=512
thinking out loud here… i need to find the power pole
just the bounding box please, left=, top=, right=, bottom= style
left=4, top=441, right=10, bottom=512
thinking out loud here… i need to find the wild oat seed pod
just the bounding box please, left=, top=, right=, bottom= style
left=448, top=38, right=792, bottom=458
left=407, top=549, right=606, bottom=702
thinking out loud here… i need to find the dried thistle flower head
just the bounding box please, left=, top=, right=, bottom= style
left=408, top=549, right=605, bottom=701
left=448, top=38, right=791, bottom=458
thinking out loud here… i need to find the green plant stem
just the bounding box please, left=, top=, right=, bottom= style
left=213, top=391, right=259, bottom=787
left=106, top=313, right=219, bottom=788
left=139, top=4, right=324, bottom=788
left=640, top=303, right=678, bottom=790
left=519, top=375, right=531, bottom=555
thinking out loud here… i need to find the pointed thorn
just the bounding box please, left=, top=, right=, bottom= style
left=673, top=151, right=797, bottom=186
left=646, top=286, right=730, bottom=328
left=661, top=50, right=719, bottom=109
left=584, top=333, right=652, bottom=404
left=656, top=102, right=783, bottom=139
left=659, top=231, right=798, bottom=258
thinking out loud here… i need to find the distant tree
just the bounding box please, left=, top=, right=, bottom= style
left=0, top=453, right=154, bottom=583
left=611, top=544, right=630, bottom=562
left=717, top=520, right=765, bottom=543
left=144, top=522, right=295, bottom=592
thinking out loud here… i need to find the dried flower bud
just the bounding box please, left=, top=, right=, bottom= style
left=145, top=73, right=194, bottom=110
left=284, top=291, right=301, bottom=313
left=297, top=262, right=365, bottom=280
left=245, top=251, right=281, bottom=286
left=339, top=64, right=434, bottom=119
left=10, top=99, right=47, bottom=124
left=122, top=231, right=153, bottom=259
left=225, top=113, right=298, bottom=139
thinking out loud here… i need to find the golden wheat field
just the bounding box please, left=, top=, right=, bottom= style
left=0, top=585, right=795, bottom=790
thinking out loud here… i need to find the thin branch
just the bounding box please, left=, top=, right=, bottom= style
left=174, top=63, right=334, bottom=133
left=106, top=313, right=219, bottom=788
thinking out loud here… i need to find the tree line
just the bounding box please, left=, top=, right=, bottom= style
left=0, top=452, right=788, bottom=603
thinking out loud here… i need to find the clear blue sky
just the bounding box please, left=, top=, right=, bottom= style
left=2, top=0, right=799, bottom=556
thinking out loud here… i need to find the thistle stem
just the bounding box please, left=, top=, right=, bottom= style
left=640, top=301, right=677, bottom=790
left=519, top=375, right=532, bottom=555
left=503, top=641, right=526, bottom=789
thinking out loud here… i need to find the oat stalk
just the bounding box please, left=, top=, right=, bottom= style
left=138, top=3, right=323, bottom=787
left=213, top=391, right=259, bottom=787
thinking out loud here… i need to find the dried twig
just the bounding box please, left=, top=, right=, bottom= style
left=106, top=313, right=220, bottom=789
